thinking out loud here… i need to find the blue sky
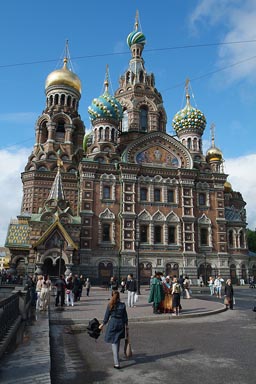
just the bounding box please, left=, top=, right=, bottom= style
left=0, top=0, right=256, bottom=245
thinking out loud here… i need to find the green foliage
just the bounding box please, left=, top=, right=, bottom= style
left=247, top=229, right=256, bottom=252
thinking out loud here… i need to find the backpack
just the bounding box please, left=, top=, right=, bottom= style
left=87, top=318, right=101, bottom=340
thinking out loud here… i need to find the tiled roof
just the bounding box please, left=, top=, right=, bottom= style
left=5, top=223, right=30, bottom=248
left=225, top=207, right=242, bottom=222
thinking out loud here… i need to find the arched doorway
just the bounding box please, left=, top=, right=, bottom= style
left=198, top=263, right=212, bottom=285
left=251, top=264, right=256, bottom=278
left=98, top=262, right=113, bottom=287
left=43, top=258, right=64, bottom=277
left=166, top=263, right=179, bottom=279
left=16, top=258, right=26, bottom=278
left=140, top=262, right=152, bottom=285
left=230, top=264, right=237, bottom=284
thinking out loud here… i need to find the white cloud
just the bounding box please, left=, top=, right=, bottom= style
left=225, top=153, right=256, bottom=230
left=0, top=148, right=30, bottom=246
left=190, top=0, right=256, bottom=86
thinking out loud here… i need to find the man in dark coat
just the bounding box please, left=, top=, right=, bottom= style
left=55, top=274, right=66, bottom=307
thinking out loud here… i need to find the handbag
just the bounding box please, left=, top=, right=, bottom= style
left=224, top=297, right=230, bottom=305
left=124, top=326, right=132, bottom=358
left=134, top=293, right=139, bottom=303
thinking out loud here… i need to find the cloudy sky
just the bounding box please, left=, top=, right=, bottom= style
left=0, top=0, right=256, bottom=245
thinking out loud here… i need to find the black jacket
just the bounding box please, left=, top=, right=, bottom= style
left=126, top=279, right=137, bottom=292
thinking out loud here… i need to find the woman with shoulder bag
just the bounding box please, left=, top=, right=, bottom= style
left=99, top=291, right=128, bottom=369
left=224, top=279, right=234, bottom=309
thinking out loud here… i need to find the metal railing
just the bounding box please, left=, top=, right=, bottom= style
left=0, top=292, right=20, bottom=342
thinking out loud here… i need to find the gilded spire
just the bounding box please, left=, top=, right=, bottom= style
left=185, top=78, right=191, bottom=105
left=210, top=122, right=216, bottom=147
left=135, top=10, right=139, bottom=31
left=104, top=64, right=109, bottom=94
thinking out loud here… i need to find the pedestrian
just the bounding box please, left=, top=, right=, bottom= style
left=99, top=290, right=128, bottom=369
left=66, top=276, right=74, bottom=306
left=73, top=275, right=81, bottom=302
left=79, top=275, right=85, bottom=299
left=55, top=274, right=66, bottom=307
left=224, top=279, right=234, bottom=310
left=183, top=276, right=192, bottom=299
left=214, top=275, right=224, bottom=298
left=148, top=272, right=165, bottom=314
left=162, top=276, right=173, bottom=313
left=172, top=277, right=181, bottom=316
left=85, top=277, right=91, bottom=296
left=36, top=275, right=44, bottom=310
left=126, top=273, right=137, bottom=307
left=109, top=276, right=118, bottom=296
left=178, top=274, right=185, bottom=298
left=41, top=274, right=52, bottom=311
left=120, top=278, right=126, bottom=293
left=208, top=276, right=215, bottom=296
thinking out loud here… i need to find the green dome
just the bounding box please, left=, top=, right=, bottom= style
left=172, top=95, right=206, bottom=135
left=127, top=30, right=146, bottom=48
left=88, top=92, right=123, bottom=122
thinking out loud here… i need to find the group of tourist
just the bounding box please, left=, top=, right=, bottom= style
left=148, top=272, right=192, bottom=316
left=54, top=274, right=91, bottom=307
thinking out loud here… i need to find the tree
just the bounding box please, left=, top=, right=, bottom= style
left=247, top=229, right=256, bottom=252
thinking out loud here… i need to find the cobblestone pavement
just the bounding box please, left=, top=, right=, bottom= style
left=0, top=286, right=227, bottom=383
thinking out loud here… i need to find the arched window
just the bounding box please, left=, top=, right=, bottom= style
left=122, top=110, right=128, bottom=132
left=187, top=138, right=192, bottom=149
left=140, top=225, right=148, bottom=243
left=140, top=107, right=148, bottom=132
left=102, top=224, right=110, bottom=242
left=154, top=226, right=162, bottom=244
left=168, top=226, right=176, bottom=244
left=99, top=127, right=103, bottom=141
left=228, top=230, right=234, bottom=247
left=60, top=94, right=65, bottom=106
left=200, top=228, right=208, bottom=245
left=67, top=95, right=71, bottom=107
left=239, top=231, right=244, bottom=248
left=56, top=119, right=65, bottom=133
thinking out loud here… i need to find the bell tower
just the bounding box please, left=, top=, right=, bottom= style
left=21, top=43, right=85, bottom=216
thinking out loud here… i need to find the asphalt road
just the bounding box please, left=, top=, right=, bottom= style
left=50, top=288, right=256, bottom=384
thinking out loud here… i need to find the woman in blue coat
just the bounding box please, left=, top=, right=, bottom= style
left=99, top=290, right=128, bottom=369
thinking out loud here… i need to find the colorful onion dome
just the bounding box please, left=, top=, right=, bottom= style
left=45, top=58, right=81, bottom=94
left=172, top=93, right=206, bottom=134
left=88, top=69, right=123, bottom=122
left=127, top=11, right=146, bottom=48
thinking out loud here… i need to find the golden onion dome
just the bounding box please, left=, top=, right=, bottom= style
left=45, top=58, right=81, bottom=94
left=224, top=181, right=232, bottom=192
left=206, top=146, right=223, bottom=162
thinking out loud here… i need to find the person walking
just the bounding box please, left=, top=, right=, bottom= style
left=55, top=274, right=66, bottom=307
left=40, top=274, right=51, bottom=311
left=224, top=279, right=234, bottom=309
left=214, top=275, right=224, bottom=298
left=66, top=276, right=74, bottom=306
left=126, top=274, right=137, bottom=307
left=162, top=276, right=173, bottom=313
left=36, top=275, right=44, bottom=310
left=99, top=291, right=128, bottom=369
left=85, top=278, right=91, bottom=296
left=73, top=275, right=81, bottom=302
left=183, top=276, right=192, bottom=299
left=172, top=277, right=181, bottom=316
left=208, top=276, right=215, bottom=296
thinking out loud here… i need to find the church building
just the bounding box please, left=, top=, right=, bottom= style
left=5, top=14, right=253, bottom=285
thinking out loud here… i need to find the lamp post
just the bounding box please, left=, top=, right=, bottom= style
left=135, top=239, right=141, bottom=295
left=58, top=239, right=64, bottom=277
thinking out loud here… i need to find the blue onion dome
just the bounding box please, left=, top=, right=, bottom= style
left=127, top=11, right=146, bottom=48
left=45, top=58, right=81, bottom=94
left=172, top=93, right=206, bottom=135
left=88, top=71, right=123, bottom=122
